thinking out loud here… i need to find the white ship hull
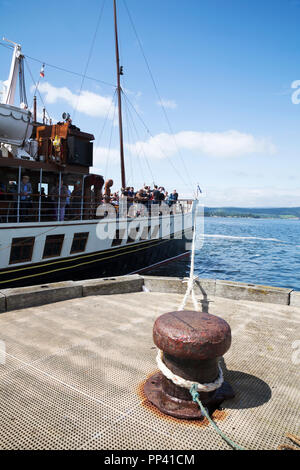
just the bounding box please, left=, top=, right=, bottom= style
left=0, top=208, right=195, bottom=288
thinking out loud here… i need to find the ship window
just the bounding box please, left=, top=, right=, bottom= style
left=43, top=234, right=64, bottom=258
left=70, top=232, right=89, bottom=254
left=9, top=237, right=35, bottom=264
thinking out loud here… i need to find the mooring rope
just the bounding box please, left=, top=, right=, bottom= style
left=189, top=384, right=246, bottom=451
left=166, top=201, right=246, bottom=450
left=156, top=206, right=225, bottom=392
left=178, top=212, right=199, bottom=311
left=156, top=349, right=224, bottom=392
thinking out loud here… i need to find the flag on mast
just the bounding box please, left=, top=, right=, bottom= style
left=40, top=64, right=45, bottom=78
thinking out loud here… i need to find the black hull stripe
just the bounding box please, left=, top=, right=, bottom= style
left=129, top=251, right=190, bottom=275
left=0, top=237, right=174, bottom=285
left=0, top=229, right=187, bottom=277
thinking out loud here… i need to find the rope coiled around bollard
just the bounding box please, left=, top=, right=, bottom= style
left=156, top=349, right=224, bottom=392
left=156, top=350, right=246, bottom=450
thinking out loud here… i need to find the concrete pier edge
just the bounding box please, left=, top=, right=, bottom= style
left=0, top=275, right=297, bottom=313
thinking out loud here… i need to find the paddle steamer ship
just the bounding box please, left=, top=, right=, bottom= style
left=0, top=2, right=195, bottom=289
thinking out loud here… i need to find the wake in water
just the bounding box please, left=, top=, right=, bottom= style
left=203, top=234, right=285, bottom=243
left=148, top=218, right=300, bottom=291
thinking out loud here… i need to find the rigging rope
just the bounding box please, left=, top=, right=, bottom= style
left=73, top=0, right=107, bottom=120
left=123, top=89, right=135, bottom=186
left=24, top=58, right=52, bottom=122
left=123, top=96, right=143, bottom=185
left=23, top=54, right=115, bottom=88
left=123, top=0, right=195, bottom=189
left=122, top=91, right=190, bottom=189
left=0, top=42, right=13, bottom=51
left=104, top=92, right=118, bottom=180
left=122, top=91, right=155, bottom=185
left=124, top=98, right=146, bottom=185
left=94, top=88, right=118, bottom=150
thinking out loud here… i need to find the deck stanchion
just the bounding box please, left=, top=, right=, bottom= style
left=80, top=175, right=86, bottom=221
left=57, top=171, right=61, bottom=222
left=17, top=166, right=21, bottom=223
left=38, top=168, right=42, bottom=222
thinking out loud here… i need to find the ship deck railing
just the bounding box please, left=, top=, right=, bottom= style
left=0, top=195, right=193, bottom=224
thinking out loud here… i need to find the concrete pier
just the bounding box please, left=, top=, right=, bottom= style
left=0, top=275, right=299, bottom=450
left=0, top=275, right=297, bottom=312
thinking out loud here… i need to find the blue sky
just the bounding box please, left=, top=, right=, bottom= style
left=1, top=0, right=300, bottom=206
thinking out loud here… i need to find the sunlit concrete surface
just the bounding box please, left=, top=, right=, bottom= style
left=0, top=291, right=299, bottom=450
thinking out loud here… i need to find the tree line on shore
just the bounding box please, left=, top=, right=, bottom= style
left=204, top=207, right=300, bottom=219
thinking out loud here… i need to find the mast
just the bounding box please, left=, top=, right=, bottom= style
left=113, top=0, right=126, bottom=189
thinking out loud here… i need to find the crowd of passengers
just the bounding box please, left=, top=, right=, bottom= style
left=110, top=185, right=178, bottom=206
left=0, top=176, right=179, bottom=222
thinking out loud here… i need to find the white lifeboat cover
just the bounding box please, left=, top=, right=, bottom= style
left=0, top=103, right=33, bottom=146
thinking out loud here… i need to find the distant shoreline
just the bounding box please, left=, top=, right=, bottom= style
left=203, top=207, right=300, bottom=219
left=204, top=215, right=299, bottom=219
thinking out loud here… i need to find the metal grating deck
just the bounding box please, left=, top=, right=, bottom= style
left=0, top=291, right=299, bottom=450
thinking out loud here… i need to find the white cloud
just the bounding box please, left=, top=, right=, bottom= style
left=93, top=146, right=120, bottom=166
left=90, top=129, right=276, bottom=176
left=35, top=82, right=113, bottom=118
left=127, top=133, right=176, bottom=159
left=91, top=146, right=122, bottom=179
left=127, top=130, right=276, bottom=159
left=157, top=99, right=177, bottom=109
left=202, top=186, right=300, bottom=207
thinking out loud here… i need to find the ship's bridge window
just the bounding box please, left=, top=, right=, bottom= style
left=9, top=237, right=35, bottom=265
left=43, top=234, right=64, bottom=259
left=70, top=232, right=89, bottom=254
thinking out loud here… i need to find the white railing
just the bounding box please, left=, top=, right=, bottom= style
left=0, top=196, right=193, bottom=224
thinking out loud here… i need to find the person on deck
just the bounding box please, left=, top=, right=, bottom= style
left=70, top=181, right=82, bottom=220
left=158, top=187, right=166, bottom=202
left=51, top=180, right=69, bottom=221
left=0, top=182, right=6, bottom=201
left=135, top=188, right=149, bottom=206
left=7, top=181, right=17, bottom=201
left=152, top=185, right=161, bottom=204
left=20, top=175, right=32, bottom=221
left=168, top=189, right=178, bottom=206
left=128, top=187, right=135, bottom=197
left=104, top=179, right=114, bottom=203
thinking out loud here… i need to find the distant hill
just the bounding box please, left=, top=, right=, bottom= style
left=204, top=207, right=300, bottom=219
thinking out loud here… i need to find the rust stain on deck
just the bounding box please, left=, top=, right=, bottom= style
left=137, top=373, right=228, bottom=428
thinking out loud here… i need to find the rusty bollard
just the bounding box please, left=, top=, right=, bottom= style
left=144, top=310, right=235, bottom=419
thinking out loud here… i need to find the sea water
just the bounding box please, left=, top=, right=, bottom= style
left=147, top=217, right=300, bottom=291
